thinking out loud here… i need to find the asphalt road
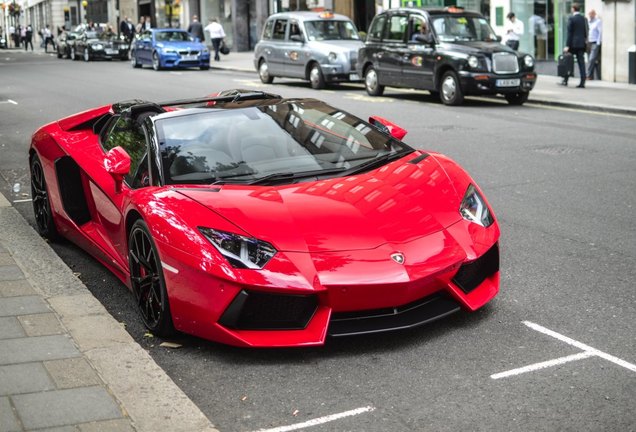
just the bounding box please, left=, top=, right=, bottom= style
left=1, top=51, right=635, bottom=432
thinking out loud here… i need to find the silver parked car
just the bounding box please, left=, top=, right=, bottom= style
left=254, top=11, right=364, bottom=89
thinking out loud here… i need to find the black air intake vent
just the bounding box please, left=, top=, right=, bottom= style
left=452, top=243, right=499, bottom=294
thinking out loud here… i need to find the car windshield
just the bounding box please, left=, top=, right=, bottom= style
left=304, top=20, right=360, bottom=41
left=155, top=101, right=411, bottom=185
left=431, top=15, right=498, bottom=42
left=155, top=31, right=192, bottom=42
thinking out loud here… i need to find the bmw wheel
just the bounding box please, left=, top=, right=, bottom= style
left=152, top=52, right=162, bottom=71
left=83, top=49, right=90, bottom=62
left=440, top=70, right=464, bottom=106
left=505, top=92, right=529, bottom=106
left=258, top=59, right=274, bottom=84
left=364, top=65, right=384, bottom=96
left=128, top=219, right=175, bottom=337
left=309, top=63, right=326, bottom=89
left=131, top=51, right=141, bottom=68
left=30, top=154, right=60, bottom=241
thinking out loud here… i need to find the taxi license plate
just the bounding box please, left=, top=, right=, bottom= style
left=349, top=73, right=360, bottom=81
left=182, top=55, right=198, bottom=61
left=496, top=78, right=520, bottom=87
left=105, top=49, right=117, bottom=55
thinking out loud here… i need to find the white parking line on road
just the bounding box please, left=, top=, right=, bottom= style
left=12, top=199, right=33, bottom=203
left=252, top=406, right=375, bottom=432
left=0, top=99, right=18, bottom=105
left=491, top=321, right=636, bottom=380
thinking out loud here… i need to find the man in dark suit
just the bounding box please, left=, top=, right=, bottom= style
left=120, top=17, right=134, bottom=44
left=187, top=16, right=205, bottom=43
left=563, top=3, right=588, bottom=87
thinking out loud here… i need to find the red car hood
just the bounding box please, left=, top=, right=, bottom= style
left=177, top=154, right=462, bottom=253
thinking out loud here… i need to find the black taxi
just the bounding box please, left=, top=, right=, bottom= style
left=357, top=7, right=537, bottom=105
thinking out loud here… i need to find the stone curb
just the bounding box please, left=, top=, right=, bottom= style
left=0, top=195, right=218, bottom=432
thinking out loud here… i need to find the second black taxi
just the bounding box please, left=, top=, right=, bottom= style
left=357, top=7, right=537, bottom=105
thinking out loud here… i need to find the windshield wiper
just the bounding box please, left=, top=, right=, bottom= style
left=345, top=151, right=411, bottom=176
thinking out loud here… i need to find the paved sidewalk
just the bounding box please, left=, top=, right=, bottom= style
left=0, top=193, right=218, bottom=432
left=206, top=51, right=636, bottom=116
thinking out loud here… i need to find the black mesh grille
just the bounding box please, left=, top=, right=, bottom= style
left=452, top=243, right=499, bottom=294
left=219, top=290, right=318, bottom=330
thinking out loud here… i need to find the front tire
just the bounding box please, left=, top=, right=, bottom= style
left=364, top=65, right=384, bottom=96
left=131, top=52, right=141, bottom=68
left=83, top=49, right=90, bottom=62
left=309, top=63, right=326, bottom=89
left=152, top=52, right=162, bottom=71
left=439, top=70, right=464, bottom=105
left=70, top=47, right=76, bottom=60
left=258, top=59, right=274, bottom=84
left=505, top=91, right=529, bottom=105
left=128, top=219, right=175, bottom=337
left=30, top=154, right=60, bottom=241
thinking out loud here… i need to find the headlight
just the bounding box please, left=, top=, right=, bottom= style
left=163, top=48, right=176, bottom=53
left=156, top=42, right=164, bottom=48
left=524, top=54, right=534, bottom=68
left=328, top=52, right=338, bottom=62
left=198, top=227, right=277, bottom=269
left=459, top=184, right=494, bottom=227
left=202, top=48, right=209, bottom=54
left=467, top=55, right=479, bottom=69
left=93, top=44, right=103, bottom=50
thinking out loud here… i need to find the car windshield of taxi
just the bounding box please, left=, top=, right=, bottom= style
left=430, top=15, right=498, bottom=42
left=304, top=20, right=360, bottom=41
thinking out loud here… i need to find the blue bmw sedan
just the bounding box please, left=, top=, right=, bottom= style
left=131, top=29, right=210, bottom=71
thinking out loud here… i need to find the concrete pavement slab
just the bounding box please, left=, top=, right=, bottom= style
left=12, top=386, right=123, bottom=430
left=0, top=279, right=36, bottom=297
left=18, top=312, right=65, bottom=336
left=0, top=396, right=21, bottom=432
left=0, top=295, right=50, bottom=317
left=0, top=252, right=14, bottom=266
left=44, top=358, right=102, bottom=389
left=0, top=316, right=26, bottom=339
left=0, top=363, right=55, bottom=396
left=78, top=419, right=136, bottom=432
left=0, top=334, right=80, bottom=365
left=0, top=264, right=25, bottom=281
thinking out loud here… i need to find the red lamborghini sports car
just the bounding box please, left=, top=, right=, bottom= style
left=29, top=90, right=500, bottom=347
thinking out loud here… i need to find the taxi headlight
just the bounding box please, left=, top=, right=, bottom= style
left=459, top=185, right=494, bottom=227
left=93, top=44, right=104, bottom=50
left=524, top=54, right=534, bottom=68
left=467, top=55, right=479, bottom=69
left=328, top=52, right=338, bottom=62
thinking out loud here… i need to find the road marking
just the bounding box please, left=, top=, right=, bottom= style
left=491, top=352, right=595, bottom=380
left=12, top=199, right=32, bottom=203
left=491, top=321, right=636, bottom=379
left=343, top=93, right=393, bottom=103
left=252, top=406, right=375, bottom=432
left=0, top=99, right=18, bottom=105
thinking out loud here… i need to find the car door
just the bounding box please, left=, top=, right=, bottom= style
left=266, top=18, right=289, bottom=76
left=284, top=20, right=306, bottom=78
left=135, top=30, right=153, bottom=63
left=402, top=14, right=436, bottom=89
left=378, top=13, right=408, bottom=86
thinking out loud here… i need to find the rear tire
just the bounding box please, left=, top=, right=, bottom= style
left=131, top=51, right=141, bottom=68
left=505, top=92, right=529, bottom=105
left=83, top=49, right=90, bottom=62
left=30, top=154, right=60, bottom=242
left=364, top=65, right=384, bottom=96
left=258, top=59, right=274, bottom=84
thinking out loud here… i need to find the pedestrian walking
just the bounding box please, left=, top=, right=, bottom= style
left=43, top=25, right=56, bottom=53
left=586, top=9, right=602, bottom=80
left=120, top=16, right=135, bottom=43
left=188, top=15, right=205, bottom=42
left=562, top=3, right=587, bottom=88
left=503, top=12, right=524, bottom=51
left=204, top=17, right=226, bottom=61
left=24, top=24, right=34, bottom=51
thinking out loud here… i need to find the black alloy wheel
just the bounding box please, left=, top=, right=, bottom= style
left=309, top=63, right=326, bottom=89
left=364, top=65, right=384, bottom=96
left=505, top=91, right=529, bottom=105
left=30, top=154, right=59, bottom=241
left=83, top=48, right=90, bottom=62
left=258, top=59, right=274, bottom=84
left=128, top=219, right=175, bottom=336
left=152, top=52, right=162, bottom=71
left=440, top=70, right=464, bottom=105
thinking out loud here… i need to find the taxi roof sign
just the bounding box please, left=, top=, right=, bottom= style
left=445, top=6, right=465, bottom=12
left=319, top=10, right=335, bottom=19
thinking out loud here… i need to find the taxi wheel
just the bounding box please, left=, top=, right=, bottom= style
left=83, top=49, right=90, bottom=62
left=258, top=60, right=274, bottom=84
left=152, top=52, right=162, bottom=71
left=309, top=64, right=326, bottom=89
left=364, top=66, right=384, bottom=96
left=440, top=71, right=464, bottom=106
left=505, top=91, right=529, bottom=105
left=70, top=47, right=76, bottom=61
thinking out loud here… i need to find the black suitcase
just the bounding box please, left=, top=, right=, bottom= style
left=557, top=53, right=574, bottom=78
